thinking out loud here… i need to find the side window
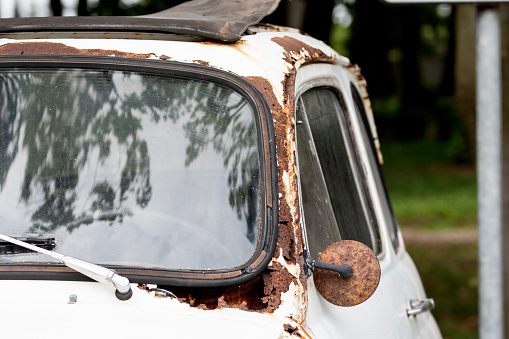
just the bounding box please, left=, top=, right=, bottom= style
left=297, top=87, right=381, bottom=259
left=351, top=83, right=400, bottom=251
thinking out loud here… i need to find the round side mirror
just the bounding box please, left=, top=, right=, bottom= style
left=314, top=240, right=381, bottom=307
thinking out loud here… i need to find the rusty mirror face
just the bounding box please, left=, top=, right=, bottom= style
left=312, top=240, right=381, bottom=307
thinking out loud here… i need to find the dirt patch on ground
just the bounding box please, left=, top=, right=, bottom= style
left=402, top=228, right=478, bottom=245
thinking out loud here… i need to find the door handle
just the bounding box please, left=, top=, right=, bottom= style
left=407, top=298, right=435, bottom=316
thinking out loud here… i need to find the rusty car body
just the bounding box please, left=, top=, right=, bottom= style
left=0, top=0, right=441, bottom=337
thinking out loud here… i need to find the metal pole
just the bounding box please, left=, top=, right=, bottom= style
left=477, top=6, right=504, bottom=339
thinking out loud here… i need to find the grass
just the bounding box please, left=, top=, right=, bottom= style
left=408, top=243, right=478, bottom=339
left=329, top=23, right=351, bottom=57
left=381, top=138, right=478, bottom=339
left=381, top=139, right=477, bottom=230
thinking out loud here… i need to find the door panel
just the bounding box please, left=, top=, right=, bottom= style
left=294, top=63, right=441, bottom=338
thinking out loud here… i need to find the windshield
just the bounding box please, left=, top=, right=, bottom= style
left=0, top=68, right=262, bottom=271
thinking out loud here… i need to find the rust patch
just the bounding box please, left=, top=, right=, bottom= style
left=243, top=75, right=307, bottom=309
left=278, top=222, right=297, bottom=264
left=217, top=296, right=249, bottom=311
left=314, top=240, right=381, bottom=307
left=284, top=324, right=304, bottom=338
left=0, top=42, right=155, bottom=59
left=271, top=36, right=331, bottom=65
left=157, top=275, right=268, bottom=311
left=243, top=76, right=293, bottom=223
left=251, top=24, right=306, bottom=36
left=217, top=296, right=228, bottom=308
left=282, top=321, right=314, bottom=339
left=137, top=284, right=177, bottom=299
left=261, top=261, right=296, bottom=312
left=346, top=62, right=384, bottom=165
left=346, top=63, right=368, bottom=96
left=192, top=59, right=210, bottom=66
left=241, top=38, right=338, bottom=314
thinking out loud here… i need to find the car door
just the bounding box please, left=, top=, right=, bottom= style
left=294, top=63, right=441, bottom=338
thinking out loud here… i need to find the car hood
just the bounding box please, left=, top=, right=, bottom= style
left=0, top=280, right=304, bottom=338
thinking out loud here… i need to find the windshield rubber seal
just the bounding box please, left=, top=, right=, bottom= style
left=0, top=55, right=279, bottom=288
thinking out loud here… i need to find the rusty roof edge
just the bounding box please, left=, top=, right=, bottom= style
left=347, top=63, right=384, bottom=165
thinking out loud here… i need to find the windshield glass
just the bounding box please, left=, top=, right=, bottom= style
left=0, top=68, right=261, bottom=271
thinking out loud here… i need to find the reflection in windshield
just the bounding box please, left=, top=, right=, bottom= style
left=0, top=69, right=261, bottom=270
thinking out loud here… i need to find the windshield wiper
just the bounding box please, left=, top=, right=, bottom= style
left=0, top=237, right=56, bottom=254
left=0, top=233, right=132, bottom=301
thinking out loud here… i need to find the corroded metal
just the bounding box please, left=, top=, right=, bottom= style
left=346, top=63, right=384, bottom=165
left=271, top=36, right=330, bottom=66
left=242, top=36, right=339, bottom=317
left=0, top=41, right=155, bottom=59
left=148, top=275, right=268, bottom=310
left=242, top=74, right=305, bottom=315
left=314, top=240, right=380, bottom=307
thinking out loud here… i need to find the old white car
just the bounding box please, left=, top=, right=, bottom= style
left=0, top=0, right=441, bottom=337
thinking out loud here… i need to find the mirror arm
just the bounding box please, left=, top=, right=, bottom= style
left=305, top=253, right=353, bottom=279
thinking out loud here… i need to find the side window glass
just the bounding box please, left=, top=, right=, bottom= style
left=351, top=83, right=400, bottom=251
left=297, top=88, right=381, bottom=258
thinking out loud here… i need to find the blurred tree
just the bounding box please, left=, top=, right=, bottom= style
left=51, top=0, right=63, bottom=16
left=85, top=0, right=187, bottom=16
left=454, top=5, right=476, bottom=161
left=123, top=0, right=187, bottom=15
left=347, top=0, right=465, bottom=154
left=264, top=0, right=335, bottom=43
left=78, top=0, right=90, bottom=16
left=302, top=0, right=335, bottom=43
left=440, top=6, right=455, bottom=97
left=348, top=0, right=396, bottom=98
left=89, top=0, right=124, bottom=16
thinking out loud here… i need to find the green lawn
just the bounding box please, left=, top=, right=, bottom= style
left=381, top=139, right=477, bottom=230
left=380, top=139, right=478, bottom=339
left=408, top=243, right=478, bottom=339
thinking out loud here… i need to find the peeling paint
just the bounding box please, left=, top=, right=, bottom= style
left=241, top=72, right=306, bottom=322
left=192, top=59, right=210, bottom=66
left=346, top=63, right=384, bottom=165
left=278, top=313, right=314, bottom=339
left=284, top=323, right=306, bottom=338
left=0, top=41, right=155, bottom=59
left=137, top=284, right=177, bottom=299
left=155, top=276, right=269, bottom=311
left=271, top=36, right=336, bottom=68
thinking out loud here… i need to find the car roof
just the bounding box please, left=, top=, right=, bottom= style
left=0, top=0, right=280, bottom=42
